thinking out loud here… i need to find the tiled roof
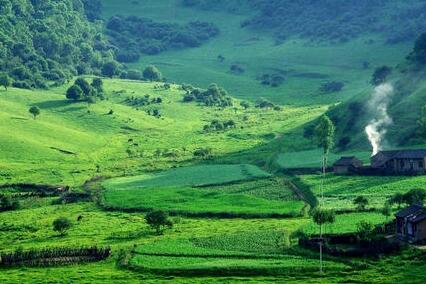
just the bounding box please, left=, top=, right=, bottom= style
left=396, top=204, right=426, bottom=222
left=372, top=149, right=426, bottom=167
left=333, top=156, right=362, bottom=166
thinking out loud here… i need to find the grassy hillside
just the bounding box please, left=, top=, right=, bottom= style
left=101, top=0, right=410, bottom=106
left=0, top=79, right=325, bottom=185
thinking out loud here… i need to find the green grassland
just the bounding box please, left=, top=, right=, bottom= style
left=299, top=174, right=426, bottom=210
left=0, top=79, right=325, bottom=185
left=102, top=0, right=411, bottom=106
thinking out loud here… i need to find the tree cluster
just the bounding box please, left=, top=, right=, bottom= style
left=388, top=188, right=426, bottom=208
left=66, top=78, right=104, bottom=102
left=203, top=119, right=236, bottom=132
left=255, top=98, right=281, bottom=110
left=0, top=0, right=117, bottom=89
left=183, top=83, right=233, bottom=107
left=125, top=94, right=162, bottom=107
left=106, top=15, right=219, bottom=62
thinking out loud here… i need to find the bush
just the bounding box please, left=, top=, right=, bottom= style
left=353, top=196, right=369, bottom=211
left=0, top=195, right=20, bottom=212
left=319, top=81, right=344, bottom=93
left=53, top=217, right=72, bottom=236
left=145, top=210, right=173, bottom=235
left=143, top=65, right=162, bottom=81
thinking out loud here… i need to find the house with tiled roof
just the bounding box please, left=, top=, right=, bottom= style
left=396, top=204, right=426, bottom=243
left=333, top=156, right=363, bottom=174
left=371, top=149, right=426, bottom=175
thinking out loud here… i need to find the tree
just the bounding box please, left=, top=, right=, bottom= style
left=403, top=188, right=426, bottom=206
left=313, top=114, right=335, bottom=273
left=0, top=73, right=11, bottom=90
left=91, top=78, right=104, bottom=93
left=143, top=65, right=162, bottom=81
left=240, top=101, right=250, bottom=109
left=102, top=61, right=120, bottom=78
left=389, top=192, right=405, bottom=208
left=87, top=96, right=96, bottom=109
left=353, top=196, right=369, bottom=211
left=381, top=202, right=392, bottom=222
left=66, top=85, right=83, bottom=101
left=74, top=78, right=92, bottom=97
left=371, top=66, right=392, bottom=86
left=356, top=221, right=375, bottom=242
left=314, top=115, right=335, bottom=202
left=145, top=210, right=173, bottom=235
left=312, top=207, right=335, bottom=273
left=28, top=106, right=41, bottom=120
left=53, top=217, right=72, bottom=236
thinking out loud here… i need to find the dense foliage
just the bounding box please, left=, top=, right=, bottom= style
left=187, top=0, right=426, bottom=43
left=106, top=15, right=219, bottom=62
left=0, top=0, right=115, bottom=89
left=183, top=83, right=233, bottom=107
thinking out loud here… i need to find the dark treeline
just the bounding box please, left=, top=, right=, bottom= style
left=0, top=246, right=111, bottom=267
left=106, top=16, right=219, bottom=63
left=0, top=0, right=117, bottom=89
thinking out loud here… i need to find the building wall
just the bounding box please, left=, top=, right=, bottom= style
left=416, top=220, right=426, bottom=242
left=334, top=166, right=349, bottom=174
left=386, top=158, right=426, bottom=174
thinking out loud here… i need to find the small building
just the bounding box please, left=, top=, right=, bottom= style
left=333, top=156, right=363, bottom=174
left=396, top=204, right=426, bottom=243
left=371, top=149, right=426, bottom=175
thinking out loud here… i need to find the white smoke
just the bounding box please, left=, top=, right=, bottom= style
left=364, top=83, right=394, bottom=156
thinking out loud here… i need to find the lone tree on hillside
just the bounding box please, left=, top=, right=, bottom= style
left=143, top=65, right=162, bottom=81
left=145, top=210, right=173, bottom=235
left=66, top=85, right=83, bottom=101
left=28, top=106, right=41, bottom=120
left=0, top=73, right=11, bottom=91
left=53, top=217, right=72, bottom=236
left=353, top=196, right=369, bottom=211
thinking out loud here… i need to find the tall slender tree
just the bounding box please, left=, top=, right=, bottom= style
left=313, top=114, right=335, bottom=273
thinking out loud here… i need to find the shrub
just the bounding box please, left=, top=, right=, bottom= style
left=356, top=221, right=375, bottom=242
left=143, top=65, right=162, bottom=81
left=53, top=217, right=72, bottom=236
left=0, top=195, right=20, bottom=212
left=353, top=196, right=369, bottom=211
left=145, top=210, right=173, bottom=235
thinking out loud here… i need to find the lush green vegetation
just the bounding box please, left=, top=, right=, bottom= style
left=2, top=1, right=426, bottom=283
left=106, top=15, right=219, bottom=62
left=0, top=0, right=115, bottom=88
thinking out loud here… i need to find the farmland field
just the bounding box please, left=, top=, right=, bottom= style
left=299, top=174, right=426, bottom=210
left=103, top=167, right=305, bottom=217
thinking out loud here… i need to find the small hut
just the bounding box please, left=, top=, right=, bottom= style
left=396, top=204, right=426, bottom=243
left=333, top=156, right=363, bottom=174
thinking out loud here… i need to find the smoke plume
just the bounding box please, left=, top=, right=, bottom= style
left=364, top=83, right=394, bottom=156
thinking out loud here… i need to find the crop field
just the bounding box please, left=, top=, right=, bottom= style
left=299, top=174, right=426, bottom=210
left=103, top=169, right=305, bottom=217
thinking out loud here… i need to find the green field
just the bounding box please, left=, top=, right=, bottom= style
left=101, top=0, right=411, bottom=106
left=299, top=174, right=426, bottom=210
left=2, top=0, right=426, bottom=283
left=102, top=166, right=305, bottom=216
